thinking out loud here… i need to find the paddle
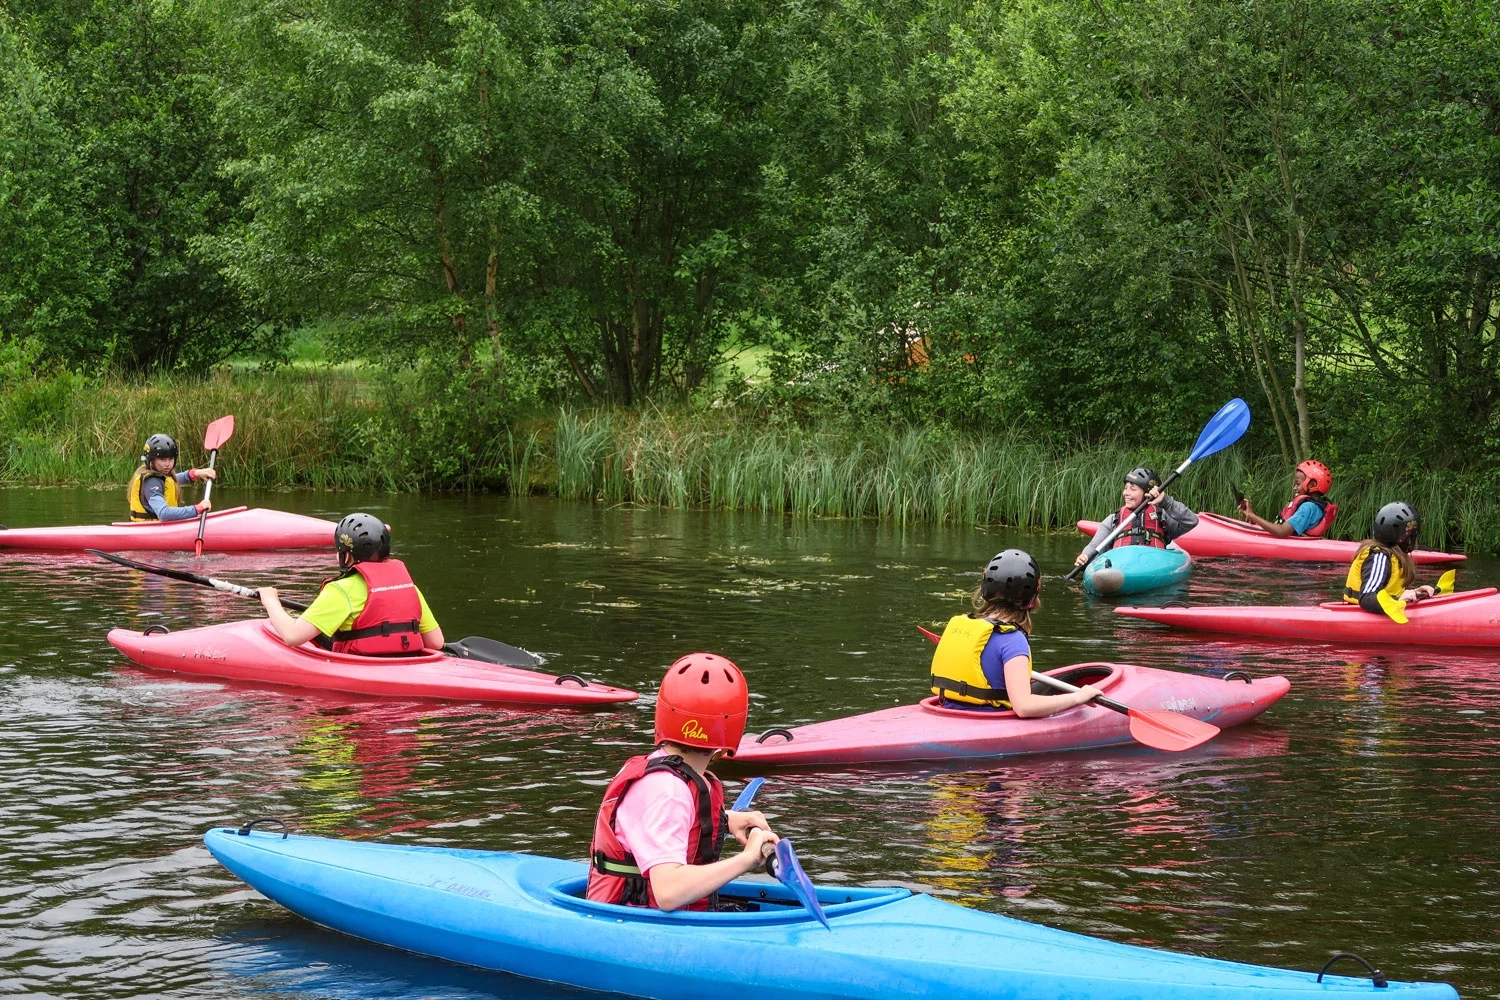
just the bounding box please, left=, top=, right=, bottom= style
left=765, top=839, right=830, bottom=930
left=731, top=777, right=765, bottom=812
left=195, top=415, right=235, bottom=557
left=85, top=549, right=543, bottom=667
left=916, top=624, right=1218, bottom=752
left=1373, top=568, right=1459, bottom=625
left=1067, top=398, right=1251, bottom=581
left=1230, top=482, right=1246, bottom=506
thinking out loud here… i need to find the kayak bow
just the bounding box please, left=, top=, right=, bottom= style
left=205, top=827, right=1457, bottom=1000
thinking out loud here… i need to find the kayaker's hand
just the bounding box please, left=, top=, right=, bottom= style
left=195, top=499, right=212, bottom=513
left=258, top=586, right=280, bottom=611
left=742, top=827, right=779, bottom=868
left=1238, top=498, right=1254, bottom=518
left=1403, top=586, right=1435, bottom=602
left=1073, top=551, right=1089, bottom=568
left=1077, top=684, right=1104, bottom=705
left=726, top=809, right=770, bottom=846
left=1145, top=487, right=1163, bottom=505
left=193, top=468, right=218, bottom=481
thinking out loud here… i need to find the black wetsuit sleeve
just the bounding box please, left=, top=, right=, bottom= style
left=1357, top=549, right=1392, bottom=614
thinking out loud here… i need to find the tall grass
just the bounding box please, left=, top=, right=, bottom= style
left=1, top=369, right=1492, bottom=551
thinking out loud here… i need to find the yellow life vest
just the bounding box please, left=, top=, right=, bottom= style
left=127, top=467, right=180, bottom=521
left=929, top=614, right=1028, bottom=708
left=1343, top=543, right=1407, bottom=603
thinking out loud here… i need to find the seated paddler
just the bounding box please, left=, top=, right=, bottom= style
left=1345, top=502, right=1435, bottom=616
left=1238, top=459, right=1337, bottom=538
left=930, top=549, right=1102, bottom=717
left=127, top=433, right=217, bottom=522
left=257, top=512, right=445, bottom=653
left=1072, top=465, right=1199, bottom=569
left=589, top=654, right=778, bottom=911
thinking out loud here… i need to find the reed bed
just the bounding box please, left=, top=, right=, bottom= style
left=0, top=370, right=1491, bottom=551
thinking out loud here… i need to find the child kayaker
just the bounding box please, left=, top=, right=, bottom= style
left=1344, top=502, right=1436, bottom=615
left=930, top=549, right=1103, bottom=717
left=1073, top=466, right=1200, bottom=568
left=257, top=512, right=445, bottom=653
left=127, top=434, right=217, bottom=522
left=1237, top=459, right=1337, bottom=538
left=588, top=654, right=778, bottom=911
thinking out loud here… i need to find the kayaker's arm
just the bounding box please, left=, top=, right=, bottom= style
left=646, top=826, right=779, bottom=912
left=1074, top=513, right=1120, bottom=567
left=1004, top=654, right=1103, bottom=719
left=1237, top=498, right=1297, bottom=537
left=1150, top=492, right=1199, bottom=540
left=259, top=587, right=323, bottom=646
left=421, top=625, right=445, bottom=649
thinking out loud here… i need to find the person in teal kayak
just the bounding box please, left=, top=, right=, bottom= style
left=589, top=654, right=779, bottom=911
left=126, top=433, right=218, bottom=522
left=930, top=549, right=1103, bottom=717
left=1072, top=466, right=1199, bottom=569
left=1237, top=459, right=1338, bottom=538
left=258, top=513, right=445, bottom=653
left=1344, top=502, right=1435, bottom=615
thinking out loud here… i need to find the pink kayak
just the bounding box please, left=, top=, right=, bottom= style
left=1078, top=511, right=1465, bottom=564
left=732, top=663, right=1289, bottom=765
left=107, top=618, right=639, bottom=706
left=1116, top=587, right=1500, bottom=647
left=0, top=506, right=336, bottom=552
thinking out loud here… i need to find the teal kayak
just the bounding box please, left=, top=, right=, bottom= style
left=206, top=826, right=1456, bottom=1000
left=1083, top=543, right=1192, bottom=596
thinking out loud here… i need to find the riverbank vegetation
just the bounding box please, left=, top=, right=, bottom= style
left=3, top=0, right=1498, bottom=547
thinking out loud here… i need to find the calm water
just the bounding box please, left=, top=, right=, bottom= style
left=2, top=488, right=1498, bottom=998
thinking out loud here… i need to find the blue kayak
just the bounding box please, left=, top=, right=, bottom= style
left=1083, top=543, right=1192, bottom=597
left=206, top=827, right=1455, bottom=1000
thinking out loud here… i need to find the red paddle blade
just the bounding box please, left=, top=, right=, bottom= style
left=203, top=414, right=235, bottom=451
left=916, top=624, right=941, bottom=644
left=1126, top=709, right=1219, bottom=752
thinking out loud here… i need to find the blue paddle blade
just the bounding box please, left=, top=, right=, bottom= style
left=731, top=777, right=765, bottom=812
left=1187, top=397, right=1251, bottom=462
left=771, top=839, right=830, bottom=930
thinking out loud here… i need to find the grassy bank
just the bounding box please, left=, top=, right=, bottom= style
left=2, top=369, right=1492, bottom=552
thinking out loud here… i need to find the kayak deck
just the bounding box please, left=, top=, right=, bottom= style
left=731, top=663, right=1289, bottom=766
left=1083, top=543, right=1192, bottom=596
left=1116, top=588, right=1500, bottom=648
left=0, top=506, right=336, bottom=552
left=1078, top=513, right=1465, bottom=565
left=107, top=618, right=638, bottom=706
left=205, top=827, right=1457, bottom=999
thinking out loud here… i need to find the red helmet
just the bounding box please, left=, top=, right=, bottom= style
left=655, top=653, right=749, bottom=755
left=1296, top=459, right=1332, bottom=495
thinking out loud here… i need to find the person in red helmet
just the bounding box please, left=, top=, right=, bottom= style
left=588, top=653, right=779, bottom=912
left=1238, top=459, right=1338, bottom=539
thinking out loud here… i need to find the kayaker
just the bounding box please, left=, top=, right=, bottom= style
left=257, top=512, right=445, bottom=653
left=588, top=654, right=779, bottom=912
left=1344, top=502, right=1436, bottom=614
left=1237, top=459, right=1337, bottom=538
left=1072, top=466, right=1199, bottom=568
left=931, top=549, right=1103, bottom=717
left=127, top=434, right=217, bottom=522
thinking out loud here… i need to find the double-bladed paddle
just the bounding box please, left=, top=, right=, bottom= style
left=1374, top=568, right=1458, bottom=625
left=732, top=777, right=829, bottom=929
left=85, top=548, right=543, bottom=668
left=916, top=624, right=1218, bottom=752
left=1067, top=398, right=1251, bottom=581
left=195, top=415, right=235, bottom=557
left=731, top=777, right=765, bottom=812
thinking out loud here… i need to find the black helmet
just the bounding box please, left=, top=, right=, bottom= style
left=335, top=513, right=391, bottom=565
left=142, top=433, right=178, bottom=462
left=1124, top=466, right=1161, bottom=490
left=981, top=549, right=1041, bottom=609
left=1373, top=502, right=1418, bottom=550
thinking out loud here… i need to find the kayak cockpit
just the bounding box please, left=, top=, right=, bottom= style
left=109, top=505, right=249, bottom=527
left=918, top=663, right=1122, bottom=718
left=545, top=874, right=910, bottom=925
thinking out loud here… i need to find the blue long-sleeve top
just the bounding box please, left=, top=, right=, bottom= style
left=142, top=471, right=200, bottom=521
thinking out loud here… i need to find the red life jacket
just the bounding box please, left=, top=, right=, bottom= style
left=327, top=559, right=424, bottom=655
left=1112, top=503, right=1166, bottom=548
left=587, top=754, right=725, bottom=910
left=1277, top=493, right=1338, bottom=538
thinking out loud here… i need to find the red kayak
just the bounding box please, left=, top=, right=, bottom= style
left=107, top=618, right=639, bottom=706
left=1117, top=587, right=1500, bottom=647
left=1078, top=511, right=1465, bottom=564
left=0, top=506, right=336, bottom=552
left=731, top=663, right=1289, bottom=765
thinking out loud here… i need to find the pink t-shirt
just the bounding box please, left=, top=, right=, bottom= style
left=612, top=752, right=698, bottom=875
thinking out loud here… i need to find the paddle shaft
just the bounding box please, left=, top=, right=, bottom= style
left=194, top=449, right=218, bottom=555
left=1066, top=461, right=1190, bottom=581
left=1028, top=670, right=1131, bottom=716
left=87, top=549, right=308, bottom=610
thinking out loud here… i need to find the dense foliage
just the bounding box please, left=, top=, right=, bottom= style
left=3, top=0, right=1498, bottom=477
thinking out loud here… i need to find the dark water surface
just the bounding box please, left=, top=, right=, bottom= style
left=2, top=488, right=1498, bottom=998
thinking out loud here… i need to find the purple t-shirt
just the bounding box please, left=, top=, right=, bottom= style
left=979, top=627, right=1032, bottom=696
